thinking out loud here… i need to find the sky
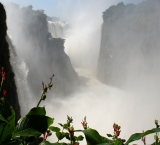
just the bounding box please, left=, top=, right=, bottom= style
left=0, top=0, right=144, bottom=19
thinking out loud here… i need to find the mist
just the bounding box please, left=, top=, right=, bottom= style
left=2, top=0, right=160, bottom=144
left=64, top=0, right=144, bottom=70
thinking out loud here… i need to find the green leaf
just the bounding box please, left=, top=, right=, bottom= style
left=125, top=128, right=160, bottom=145
left=64, top=132, right=70, bottom=140
left=27, top=115, right=53, bottom=133
left=114, top=139, right=123, bottom=145
left=39, top=140, right=67, bottom=145
left=0, top=99, right=15, bottom=144
left=56, top=132, right=65, bottom=140
left=76, top=135, right=84, bottom=141
left=97, top=143, right=115, bottom=145
left=63, top=124, right=68, bottom=129
left=14, top=113, right=53, bottom=137
left=58, top=123, right=63, bottom=127
left=78, top=128, right=103, bottom=144
left=39, top=141, right=53, bottom=145
left=49, top=126, right=60, bottom=132
left=143, top=128, right=160, bottom=136
left=0, top=114, right=8, bottom=123
left=13, top=116, right=41, bottom=137
left=107, top=134, right=112, bottom=137
left=27, top=107, right=46, bottom=116
left=76, top=129, right=113, bottom=145
left=101, top=136, right=113, bottom=144
left=4, top=140, right=22, bottom=145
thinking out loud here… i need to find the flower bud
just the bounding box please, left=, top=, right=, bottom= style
left=44, top=86, right=48, bottom=93
left=3, top=90, right=7, bottom=97
left=41, top=94, right=46, bottom=100
left=49, top=83, right=53, bottom=87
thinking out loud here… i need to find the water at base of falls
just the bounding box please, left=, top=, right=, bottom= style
left=45, top=68, right=159, bottom=145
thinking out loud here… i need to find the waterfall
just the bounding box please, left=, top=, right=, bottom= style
left=48, top=21, right=67, bottom=38
left=6, top=35, right=31, bottom=115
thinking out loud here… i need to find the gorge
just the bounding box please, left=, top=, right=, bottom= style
left=1, top=0, right=160, bottom=144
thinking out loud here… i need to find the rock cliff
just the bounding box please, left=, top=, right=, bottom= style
left=97, top=0, right=160, bottom=89
left=5, top=3, right=80, bottom=97
left=0, top=3, right=20, bottom=120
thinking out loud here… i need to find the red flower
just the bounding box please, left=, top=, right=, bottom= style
left=42, top=131, right=52, bottom=140
left=0, top=67, right=6, bottom=81
left=68, top=128, right=74, bottom=136
left=3, top=90, right=7, bottom=96
left=115, top=130, right=121, bottom=137
left=81, top=121, right=85, bottom=127
left=141, top=136, right=146, bottom=145
left=81, top=116, right=88, bottom=129
left=113, top=123, right=118, bottom=131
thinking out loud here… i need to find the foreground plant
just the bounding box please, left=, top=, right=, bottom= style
left=0, top=67, right=54, bottom=145
left=1, top=67, right=160, bottom=145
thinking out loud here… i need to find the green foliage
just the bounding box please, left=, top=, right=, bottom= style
left=0, top=99, right=15, bottom=144
left=76, top=128, right=113, bottom=145
left=49, top=126, right=60, bottom=132
left=1, top=69, right=160, bottom=145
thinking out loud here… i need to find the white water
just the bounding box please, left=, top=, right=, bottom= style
left=7, top=35, right=32, bottom=116
left=48, top=21, right=68, bottom=38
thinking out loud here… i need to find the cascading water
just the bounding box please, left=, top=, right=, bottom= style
left=48, top=21, right=67, bottom=38
left=46, top=4, right=160, bottom=145
left=4, top=1, right=160, bottom=144
left=46, top=20, right=159, bottom=145
left=6, top=35, right=32, bottom=116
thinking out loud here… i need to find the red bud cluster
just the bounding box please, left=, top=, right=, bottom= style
left=113, top=123, right=121, bottom=137
left=141, top=130, right=146, bottom=145
left=141, top=136, right=146, bottom=144
left=0, top=67, right=6, bottom=81
left=68, top=126, right=74, bottom=136
left=42, top=130, right=52, bottom=140
left=0, top=67, right=7, bottom=98
left=3, top=90, right=7, bottom=97
left=81, top=116, right=88, bottom=129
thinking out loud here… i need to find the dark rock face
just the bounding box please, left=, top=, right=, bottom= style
left=0, top=3, right=20, bottom=120
left=97, top=0, right=160, bottom=88
left=6, top=3, right=80, bottom=97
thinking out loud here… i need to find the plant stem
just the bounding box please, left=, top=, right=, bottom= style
left=36, top=98, right=42, bottom=107
left=36, top=94, right=43, bottom=107
left=70, top=135, right=73, bottom=145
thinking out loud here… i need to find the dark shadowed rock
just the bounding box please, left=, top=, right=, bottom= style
left=0, top=2, right=20, bottom=121
left=5, top=3, right=80, bottom=97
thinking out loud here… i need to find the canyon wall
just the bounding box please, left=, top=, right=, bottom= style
left=5, top=3, right=80, bottom=97
left=97, top=0, right=160, bottom=89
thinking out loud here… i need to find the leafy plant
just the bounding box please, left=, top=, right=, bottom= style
left=1, top=66, right=160, bottom=145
